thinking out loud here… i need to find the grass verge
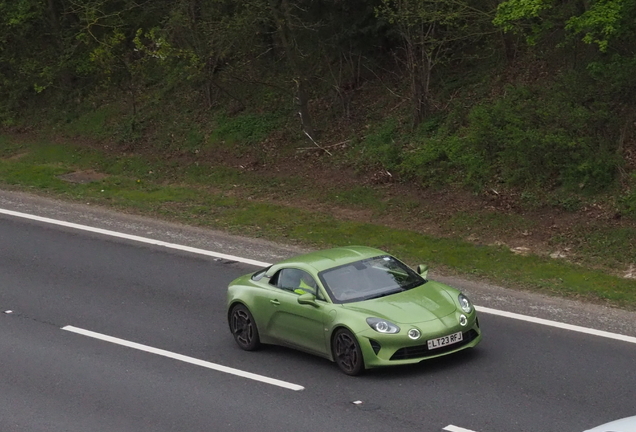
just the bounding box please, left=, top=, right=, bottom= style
left=1, top=135, right=635, bottom=310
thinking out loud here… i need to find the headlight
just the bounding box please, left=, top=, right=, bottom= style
left=459, top=314, right=468, bottom=326
left=366, top=318, right=400, bottom=334
left=458, top=294, right=473, bottom=313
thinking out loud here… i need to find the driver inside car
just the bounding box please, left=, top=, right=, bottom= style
left=294, top=274, right=317, bottom=296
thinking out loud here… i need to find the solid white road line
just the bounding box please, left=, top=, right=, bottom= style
left=0, top=208, right=271, bottom=267
left=62, top=325, right=304, bottom=391
left=443, top=425, right=478, bottom=432
left=476, top=305, right=636, bottom=345
left=3, top=207, right=636, bottom=346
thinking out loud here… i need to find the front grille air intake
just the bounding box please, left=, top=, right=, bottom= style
left=390, top=329, right=478, bottom=361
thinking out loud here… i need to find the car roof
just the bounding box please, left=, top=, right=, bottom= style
left=275, top=246, right=388, bottom=273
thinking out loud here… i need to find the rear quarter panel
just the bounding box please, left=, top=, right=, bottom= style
left=227, top=275, right=279, bottom=344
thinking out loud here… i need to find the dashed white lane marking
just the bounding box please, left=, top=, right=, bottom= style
left=62, top=325, right=304, bottom=391
left=476, top=306, right=636, bottom=345
left=3, top=208, right=636, bottom=346
left=443, top=425, right=478, bottom=432
left=0, top=208, right=270, bottom=267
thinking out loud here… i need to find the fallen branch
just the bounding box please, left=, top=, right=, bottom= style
left=296, top=139, right=352, bottom=152
left=303, top=130, right=332, bottom=156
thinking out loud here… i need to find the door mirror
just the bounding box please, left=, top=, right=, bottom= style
left=416, top=264, right=429, bottom=279
left=297, top=293, right=318, bottom=307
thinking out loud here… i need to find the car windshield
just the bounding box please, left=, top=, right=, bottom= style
left=318, top=255, right=425, bottom=304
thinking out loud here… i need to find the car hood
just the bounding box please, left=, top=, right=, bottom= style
left=342, top=281, right=457, bottom=324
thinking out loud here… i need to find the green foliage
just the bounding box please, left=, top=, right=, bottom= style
left=353, top=119, right=401, bottom=168
left=62, top=104, right=121, bottom=140
left=566, top=0, right=636, bottom=52
left=618, top=191, right=636, bottom=218
left=617, top=174, right=636, bottom=218
left=401, top=84, right=619, bottom=190
left=586, top=54, right=636, bottom=104
left=376, top=0, right=495, bottom=125
left=1, top=0, right=636, bottom=206
left=0, top=0, right=51, bottom=116
left=493, top=0, right=553, bottom=33
left=209, top=113, right=282, bottom=148
left=547, top=191, right=583, bottom=211
left=495, top=0, right=636, bottom=55
left=0, top=136, right=22, bottom=157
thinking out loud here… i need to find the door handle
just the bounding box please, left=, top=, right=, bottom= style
left=270, top=299, right=280, bottom=306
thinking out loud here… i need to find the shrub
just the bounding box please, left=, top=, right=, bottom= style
left=400, top=84, right=620, bottom=191
left=352, top=119, right=402, bottom=169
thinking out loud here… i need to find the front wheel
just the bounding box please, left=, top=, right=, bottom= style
left=332, top=328, right=364, bottom=376
left=229, top=304, right=261, bottom=351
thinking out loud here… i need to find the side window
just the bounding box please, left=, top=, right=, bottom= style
left=275, top=268, right=319, bottom=296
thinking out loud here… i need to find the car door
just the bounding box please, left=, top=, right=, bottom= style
left=265, top=268, right=329, bottom=356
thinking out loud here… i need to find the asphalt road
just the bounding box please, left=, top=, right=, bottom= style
left=1, top=195, right=635, bottom=432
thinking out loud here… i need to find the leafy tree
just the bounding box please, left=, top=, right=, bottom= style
left=376, top=0, right=495, bottom=127
left=158, top=0, right=269, bottom=109
left=566, top=0, right=636, bottom=52
left=494, top=0, right=636, bottom=144
left=0, top=0, right=60, bottom=121
left=494, top=0, right=636, bottom=52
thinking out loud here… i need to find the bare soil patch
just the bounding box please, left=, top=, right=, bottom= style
left=58, top=170, right=108, bottom=184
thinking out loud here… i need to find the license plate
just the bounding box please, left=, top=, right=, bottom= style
left=427, top=331, right=463, bottom=350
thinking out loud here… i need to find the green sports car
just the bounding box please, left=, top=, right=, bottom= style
left=226, top=246, right=482, bottom=375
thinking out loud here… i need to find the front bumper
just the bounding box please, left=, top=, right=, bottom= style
left=357, top=313, right=482, bottom=368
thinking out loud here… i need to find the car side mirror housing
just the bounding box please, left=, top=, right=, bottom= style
left=417, top=264, right=429, bottom=279
left=297, top=293, right=318, bottom=306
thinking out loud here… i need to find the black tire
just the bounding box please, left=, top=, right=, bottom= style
left=229, top=304, right=261, bottom=351
left=332, top=328, right=364, bottom=376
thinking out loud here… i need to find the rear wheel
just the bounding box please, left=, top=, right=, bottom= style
left=332, top=328, right=364, bottom=376
left=229, top=304, right=261, bottom=351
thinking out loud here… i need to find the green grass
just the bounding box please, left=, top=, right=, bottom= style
left=445, top=211, right=537, bottom=237
left=61, top=104, right=121, bottom=140
left=2, top=134, right=636, bottom=309
left=0, top=161, right=70, bottom=190
left=209, top=113, right=284, bottom=149
left=184, top=164, right=246, bottom=185
left=560, top=226, right=636, bottom=270
left=324, top=186, right=383, bottom=209
left=0, top=135, right=20, bottom=156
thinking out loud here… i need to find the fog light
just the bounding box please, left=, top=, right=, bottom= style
left=408, top=328, right=421, bottom=340
left=459, top=314, right=468, bottom=326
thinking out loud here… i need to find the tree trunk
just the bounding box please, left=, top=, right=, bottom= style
left=46, top=0, right=61, bottom=34
left=295, top=78, right=316, bottom=139
left=407, top=38, right=431, bottom=128
left=47, top=0, right=73, bottom=88
left=270, top=0, right=316, bottom=140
